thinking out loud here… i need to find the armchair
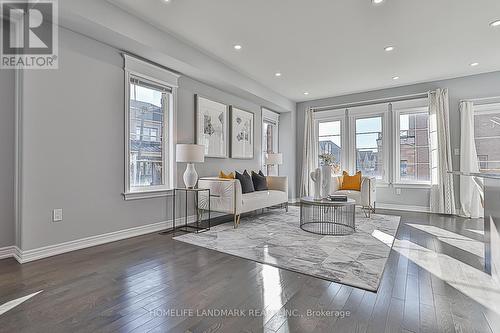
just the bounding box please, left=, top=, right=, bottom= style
left=330, top=175, right=376, bottom=217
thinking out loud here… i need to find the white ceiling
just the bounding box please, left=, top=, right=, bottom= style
left=108, top=0, right=500, bottom=102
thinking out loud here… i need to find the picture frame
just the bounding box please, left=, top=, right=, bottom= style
left=230, top=106, right=254, bottom=159
left=195, top=95, right=228, bottom=158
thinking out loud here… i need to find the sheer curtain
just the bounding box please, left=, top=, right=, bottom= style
left=459, top=101, right=482, bottom=217
left=300, top=108, right=318, bottom=197
left=429, top=89, right=456, bottom=214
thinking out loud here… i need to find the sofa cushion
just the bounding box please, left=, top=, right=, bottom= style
left=339, top=171, right=362, bottom=191
left=241, top=190, right=287, bottom=213
left=235, top=170, right=255, bottom=194
left=219, top=171, right=234, bottom=179
left=251, top=171, right=268, bottom=191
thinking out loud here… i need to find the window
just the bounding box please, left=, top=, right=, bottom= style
left=318, top=120, right=342, bottom=171
left=124, top=54, right=179, bottom=199
left=262, top=108, right=279, bottom=175
left=395, top=109, right=431, bottom=183
left=314, top=98, right=430, bottom=187
left=354, top=116, right=384, bottom=179
left=129, top=77, right=169, bottom=189
left=474, top=103, right=500, bottom=172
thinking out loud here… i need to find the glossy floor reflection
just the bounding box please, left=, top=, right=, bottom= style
left=0, top=209, right=498, bottom=332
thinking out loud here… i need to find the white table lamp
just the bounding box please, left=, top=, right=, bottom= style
left=265, top=153, right=283, bottom=176
left=176, top=144, right=204, bottom=188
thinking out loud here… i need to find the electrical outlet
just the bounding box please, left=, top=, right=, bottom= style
left=395, top=188, right=402, bottom=195
left=53, top=209, right=63, bottom=222
left=454, top=148, right=460, bottom=156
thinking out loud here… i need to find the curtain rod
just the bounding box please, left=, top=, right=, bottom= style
left=312, top=91, right=431, bottom=112
left=460, top=95, right=500, bottom=103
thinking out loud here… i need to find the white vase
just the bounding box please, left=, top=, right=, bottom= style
left=310, top=168, right=322, bottom=200
left=183, top=163, right=198, bottom=189
left=320, top=166, right=332, bottom=198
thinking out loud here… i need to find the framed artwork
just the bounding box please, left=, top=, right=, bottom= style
left=230, top=106, right=254, bottom=159
left=196, top=95, right=228, bottom=158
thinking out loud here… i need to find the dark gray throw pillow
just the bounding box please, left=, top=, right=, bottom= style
left=252, top=171, right=268, bottom=191
left=235, top=170, right=255, bottom=194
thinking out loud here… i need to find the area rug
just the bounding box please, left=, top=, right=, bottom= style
left=174, top=206, right=400, bottom=292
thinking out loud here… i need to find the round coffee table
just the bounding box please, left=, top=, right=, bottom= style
left=300, top=197, right=356, bottom=235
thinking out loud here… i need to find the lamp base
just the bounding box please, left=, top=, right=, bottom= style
left=183, top=163, right=198, bottom=189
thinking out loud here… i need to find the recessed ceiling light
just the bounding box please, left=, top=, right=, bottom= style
left=372, top=0, right=384, bottom=4
left=490, top=20, right=500, bottom=27
left=303, top=92, right=309, bottom=95
left=470, top=62, right=479, bottom=67
left=393, top=76, right=400, bottom=80
left=384, top=46, right=395, bottom=52
left=163, top=0, right=171, bottom=3
left=233, top=44, right=242, bottom=50
left=275, top=72, right=282, bottom=77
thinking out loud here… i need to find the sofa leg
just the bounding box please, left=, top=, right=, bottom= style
left=237, top=214, right=241, bottom=227
left=285, top=202, right=289, bottom=213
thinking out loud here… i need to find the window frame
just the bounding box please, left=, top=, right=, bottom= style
left=314, top=110, right=346, bottom=174
left=123, top=54, right=180, bottom=200
left=348, top=104, right=390, bottom=185
left=473, top=102, right=500, bottom=173
left=392, top=105, right=432, bottom=186
left=262, top=108, right=280, bottom=175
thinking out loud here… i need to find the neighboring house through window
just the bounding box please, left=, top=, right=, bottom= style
left=123, top=54, right=180, bottom=200
left=313, top=98, right=431, bottom=187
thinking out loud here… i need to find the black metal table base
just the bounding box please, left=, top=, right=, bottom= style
left=163, top=188, right=211, bottom=236
left=300, top=197, right=355, bottom=236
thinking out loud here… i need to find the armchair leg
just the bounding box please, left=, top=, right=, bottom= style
left=234, top=214, right=238, bottom=229
left=285, top=202, right=289, bottom=213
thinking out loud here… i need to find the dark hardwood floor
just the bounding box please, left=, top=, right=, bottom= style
left=0, top=209, right=499, bottom=332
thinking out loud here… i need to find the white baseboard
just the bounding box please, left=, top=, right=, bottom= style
left=0, top=246, right=15, bottom=260
left=3, top=216, right=197, bottom=264
left=376, top=203, right=430, bottom=213
left=288, top=198, right=299, bottom=204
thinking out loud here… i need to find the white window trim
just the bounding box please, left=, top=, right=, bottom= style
left=123, top=54, right=180, bottom=200
left=262, top=108, right=280, bottom=174
left=314, top=110, right=347, bottom=174
left=348, top=104, right=390, bottom=185
left=392, top=105, right=432, bottom=187
left=473, top=102, right=500, bottom=114
left=473, top=102, right=500, bottom=173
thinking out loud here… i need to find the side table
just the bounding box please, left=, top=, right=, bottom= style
left=164, top=188, right=211, bottom=235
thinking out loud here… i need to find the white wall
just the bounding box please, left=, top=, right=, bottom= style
left=16, top=27, right=295, bottom=251
left=0, top=67, right=15, bottom=248
left=296, top=71, right=500, bottom=209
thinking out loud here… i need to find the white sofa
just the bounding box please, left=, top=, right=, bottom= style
left=198, top=176, right=288, bottom=228
left=330, top=175, right=376, bottom=216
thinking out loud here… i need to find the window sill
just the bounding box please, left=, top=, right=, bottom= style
left=392, top=183, right=431, bottom=189
left=123, top=188, right=173, bottom=201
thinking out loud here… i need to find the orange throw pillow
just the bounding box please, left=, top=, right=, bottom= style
left=339, top=171, right=362, bottom=191
left=219, top=171, right=235, bottom=179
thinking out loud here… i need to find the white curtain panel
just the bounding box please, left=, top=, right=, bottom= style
left=300, top=108, right=318, bottom=197
left=459, top=101, right=483, bottom=218
left=429, top=89, right=456, bottom=214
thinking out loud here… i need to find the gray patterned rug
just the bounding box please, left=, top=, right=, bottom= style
left=174, top=206, right=401, bottom=291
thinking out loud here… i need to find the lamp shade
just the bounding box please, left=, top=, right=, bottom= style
left=265, top=153, right=283, bottom=165
left=176, top=144, right=205, bottom=163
